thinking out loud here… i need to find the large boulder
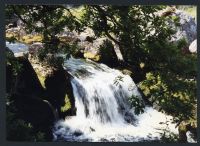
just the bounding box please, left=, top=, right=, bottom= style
left=170, top=10, right=196, bottom=45
left=13, top=93, right=56, bottom=140
left=161, top=8, right=197, bottom=54
left=6, top=64, right=14, bottom=93
left=76, top=28, right=122, bottom=65
left=44, top=67, right=76, bottom=118
left=13, top=57, right=45, bottom=97
left=157, top=7, right=197, bottom=53
left=6, top=47, right=15, bottom=93
left=6, top=55, right=56, bottom=140
left=98, top=39, right=119, bottom=67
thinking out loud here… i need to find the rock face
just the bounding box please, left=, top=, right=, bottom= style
left=6, top=43, right=78, bottom=139
left=6, top=64, right=14, bottom=93
left=157, top=7, right=197, bottom=54
left=13, top=93, right=56, bottom=140
left=13, top=57, right=45, bottom=97
left=44, top=67, right=76, bottom=118
left=6, top=47, right=15, bottom=93
left=74, top=28, right=122, bottom=65
left=98, top=39, right=119, bottom=67
left=6, top=55, right=56, bottom=140
left=169, top=10, right=197, bottom=49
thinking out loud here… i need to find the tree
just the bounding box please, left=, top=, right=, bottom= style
left=81, top=5, right=197, bottom=123
left=80, top=5, right=179, bottom=82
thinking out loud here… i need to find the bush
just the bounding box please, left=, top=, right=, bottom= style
left=128, top=95, right=145, bottom=115
left=139, top=71, right=196, bottom=122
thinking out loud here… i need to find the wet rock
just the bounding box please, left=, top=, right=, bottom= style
left=100, top=138, right=109, bottom=142
left=121, top=69, right=133, bottom=76
left=186, top=131, right=197, bottom=143
left=89, top=127, right=95, bottom=132
left=13, top=93, right=56, bottom=140
left=124, top=112, right=135, bottom=124
left=73, top=130, right=83, bottom=137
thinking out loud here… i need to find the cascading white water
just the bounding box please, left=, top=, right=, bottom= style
left=53, top=57, right=178, bottom=142
left=6, top=42, right=179, bottom=142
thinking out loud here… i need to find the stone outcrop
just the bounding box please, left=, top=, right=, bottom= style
left=13, top=57, right=45, bottom=97
left=44, top=67, right=76, bottom=118
left=6, top=52, right=56, bottom=140
left=157, top=7, right=197, bottom=54
left=6, top=43, right=78, bottom=139
left=170, top=10, right=196, bottom=45
left=98, top=39, right=119, bottom=68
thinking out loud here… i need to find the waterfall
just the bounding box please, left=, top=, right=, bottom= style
left=6, top=42, right=179, bottom=142
left=53, top=57, right=178, bottom=142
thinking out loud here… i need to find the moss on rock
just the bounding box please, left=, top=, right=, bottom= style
left=61, top=94, right=71, bottom=112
